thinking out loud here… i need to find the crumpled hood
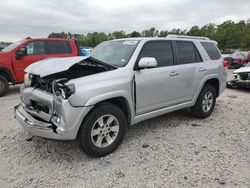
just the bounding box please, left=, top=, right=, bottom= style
left=25, top=56, right=88, bottom=77
left=234, top=66, right=250, bottom=74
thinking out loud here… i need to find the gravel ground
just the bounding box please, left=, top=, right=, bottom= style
left=0, top=72, right=250, bottom=187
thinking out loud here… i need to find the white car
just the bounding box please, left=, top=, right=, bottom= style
left=227, top=62, right=250, bottom=88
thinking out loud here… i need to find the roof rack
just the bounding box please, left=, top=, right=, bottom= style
left=166, top=35, right=210, bottom=40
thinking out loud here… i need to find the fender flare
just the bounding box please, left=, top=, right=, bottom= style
left=82, top=90, right=135, bottom=119
left=192, top=74, right=220, bottom=104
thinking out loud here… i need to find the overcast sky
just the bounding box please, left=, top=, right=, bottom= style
left=0, top=0, right=250, bottom=42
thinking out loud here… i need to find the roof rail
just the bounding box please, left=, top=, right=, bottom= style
left=166, top=35, right=210, bottom=40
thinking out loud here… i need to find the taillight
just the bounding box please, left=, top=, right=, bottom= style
left=222, top=60, right=229, bottom=68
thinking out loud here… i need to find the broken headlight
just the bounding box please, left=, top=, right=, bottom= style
left=24, top=73, right=33, bottom=86
left=53, top=79, right=75, bottom=99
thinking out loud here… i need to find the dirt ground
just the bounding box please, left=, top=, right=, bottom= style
left=0, top=71, right=249, bottom=187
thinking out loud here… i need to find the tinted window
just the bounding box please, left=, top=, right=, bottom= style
left=176, top=41, right=201, bottom=64
left=25, top=41, right=46, bottom=55
left=201, top=42, right=221, bottom=60
left=47, top=41, right=72, bottom=54
left=139, top=41, right=174, bottom=67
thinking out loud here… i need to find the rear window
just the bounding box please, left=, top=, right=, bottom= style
left=46, top=41, right=72, bottom=54
left=176, top=41, right=202, bottom=64
left=201, top=42, right=221, bottom=60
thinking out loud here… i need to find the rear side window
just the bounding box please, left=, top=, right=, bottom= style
left=176, top=41, right=202, bottom=64
left=139, top=41, right=174, bottom=67
left=46, top=41, right=72, bottom=54
left=201, top=42, right=221, bottom=60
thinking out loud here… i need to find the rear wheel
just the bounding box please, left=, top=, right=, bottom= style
left=192, top=84, right=216, bottom=118
left=0, top=75, right=9, bottom=97
left=78, top=103, right=127, bottom=157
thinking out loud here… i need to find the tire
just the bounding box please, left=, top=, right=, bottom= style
left=78, top=103, right=127, bottom=157
left=0, top=75, right=9, bottom=97
left=192, top=84, right=216, bottom=118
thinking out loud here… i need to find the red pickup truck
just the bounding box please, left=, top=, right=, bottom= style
left=0, top=37, right=81, bottom=96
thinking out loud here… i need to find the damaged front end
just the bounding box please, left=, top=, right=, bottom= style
left=14, top=57, right=116, bottom=140
left=227, top=72, right=250, bottom=89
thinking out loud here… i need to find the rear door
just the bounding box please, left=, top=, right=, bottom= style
left=172, top=41, right=204, bottom=98
left=45, top=40, right=74, bottom=58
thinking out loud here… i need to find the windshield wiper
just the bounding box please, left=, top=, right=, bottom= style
left=88, top=56, right=117, bottom=70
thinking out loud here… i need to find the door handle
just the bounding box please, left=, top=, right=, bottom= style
left=169, top=71, right=180, bottom=76
left=198, top=68, right=207, bottom=72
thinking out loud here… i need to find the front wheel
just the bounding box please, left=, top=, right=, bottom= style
left=192, top=85, right=216, bottom=118
left=0, top=75, right=9, bottom=97
left=78, top=103, right=127, bottom=157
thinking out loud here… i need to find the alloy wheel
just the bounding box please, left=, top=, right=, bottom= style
left=202, top=91, right=214, bottom=112
left=91, top=115, right=120, bottom=148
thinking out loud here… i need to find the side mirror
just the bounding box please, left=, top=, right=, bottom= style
left=16, top=47, right=27, bottom=59
left=138, top=57, right=157, bottom=69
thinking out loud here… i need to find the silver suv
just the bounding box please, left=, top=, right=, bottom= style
left=15, top=35, right=227, bottom=157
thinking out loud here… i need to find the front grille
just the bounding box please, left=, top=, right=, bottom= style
left=30, top=100, right=50, bottom=114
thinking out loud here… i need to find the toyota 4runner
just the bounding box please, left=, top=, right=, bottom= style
left=14, top=35, right=227, bottom=157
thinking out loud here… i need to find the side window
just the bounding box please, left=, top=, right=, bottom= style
left=139, top=41, right=174, bottom=67
left=201, top=42, right=221, bottom=60
left=47, top=41, right=72, bottom=54
left=176, top=41, right=201, bottom=64
left=25, top=41, right=46, bottom=55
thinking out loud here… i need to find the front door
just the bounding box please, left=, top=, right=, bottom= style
left=135, top=41, right=182, bottom=115
left=13, top=40, right=47, bottom=82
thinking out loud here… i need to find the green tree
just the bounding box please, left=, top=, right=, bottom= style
left=128, top=31, right=141, bottom=38
left=158, top=30, right=169, bottom=37
left=187, top=26, right=201, bottom=36
left=47, top=19, right=250, bottom=50
left=110, top=31, right=127, bottom=39
left=48, top=32, right=68, bottom=38
left=141, top=27, right=159, bottom=37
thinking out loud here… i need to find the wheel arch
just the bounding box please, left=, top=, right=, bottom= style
left=0, top=67, right=15, bottom=84
left=204, top=78, right=219, bottom=97
left=88, top=96, right=132, bottom=125
left=76, top=96, right=132, bottom=141
left=192, top=75, right=220, bottom=105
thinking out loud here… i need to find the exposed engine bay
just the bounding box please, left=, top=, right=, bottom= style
left=27, top=57, right=116, bottom=99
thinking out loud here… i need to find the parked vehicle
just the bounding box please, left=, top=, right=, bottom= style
left=80, top=47, right=93, bottom=56
left=227, top=62, right=250, bottom=88
left=14, top=35, right=227, bottom=157
left=228, top=51, right=250, bottom=68
left=0, top=37, right=82, bottom=96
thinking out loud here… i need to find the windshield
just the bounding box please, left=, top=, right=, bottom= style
left=245, top=62, right=250, bottom=67
left=90, top=40, right=139, bottom=67
left=1, top=39, right=26, bottom=52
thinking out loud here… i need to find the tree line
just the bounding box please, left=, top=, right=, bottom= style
left=48, top=20, right=250, bottom=53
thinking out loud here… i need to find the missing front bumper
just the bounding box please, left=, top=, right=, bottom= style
left=14, top=104, right=63, bottom=139
left=227, top=80, right=250, bottom=89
